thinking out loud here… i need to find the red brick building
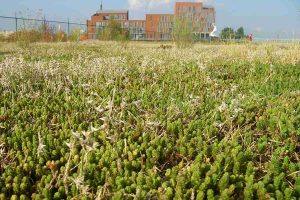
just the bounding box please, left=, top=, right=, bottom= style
left=145, top=14, right=174, bottom=40
left=175, top=2, right=215, bottom=39
left=87, top=1, right=215, bottom=40
left=87, top=10, right=129, bottom=39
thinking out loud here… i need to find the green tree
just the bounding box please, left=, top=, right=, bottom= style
left=172, top=17, right=194, bottom=48
left=235, top=27, right=245, bottom=39
left=220, top=27, right=235, bottom=40
left=98, top=17, right=129, bottom=41
left=107, top=19, right=122, bottom=41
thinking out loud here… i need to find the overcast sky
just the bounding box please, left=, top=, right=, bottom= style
left=1, top=0, right=300, bottom=39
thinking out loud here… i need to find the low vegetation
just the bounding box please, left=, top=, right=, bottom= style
left=0, top=42, right=300, bottom=199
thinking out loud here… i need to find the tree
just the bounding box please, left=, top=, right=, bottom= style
left=220, top=27, right=246, bottom=40
left=220, top=27, right=235, bottom=40
left=98, top=17, right=129, bottom=41
left=172, top=17, right=194, bottom=48
left=235, top=27, right=245, bottom=39
left=107, top=18, right=122, bottom=40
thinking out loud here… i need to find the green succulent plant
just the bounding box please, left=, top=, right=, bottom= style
left=0, top=42, right=300, bottom=199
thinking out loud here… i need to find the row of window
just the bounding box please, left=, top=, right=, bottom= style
left=122, top=22, right=145, bottom=28
left=157, top=21, right=172, bottom=33
left=96, top=21, right=213, bottom=32
left=138, top=32, right=212, bottom=40
left=178, top=13, right=214, bottom=20
left=130, top=28, right=145, bottom=34
left=160, top=16, right=173, bottom=22
left=176, top=6, right=198, bottom=13
left=96, top=21, right=145, bottom=28
left=177, top=6, right=213, bottom=13
left=96, top=22, right=109, bottom=27
left=157, top=27, right=173, bottom=33
left=103, top=15, right=126, bottom=20
left=92, top=32, right=212, bottom=40
left=148, top=16, right=173, bottom=22
left=158, top=22, right=172, bottom=28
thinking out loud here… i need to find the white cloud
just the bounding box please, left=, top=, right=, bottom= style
left=127, top=0, right=217, bottom=11
left=128, top=0, right=172, bottom=10
left=196, top=0, right=214, bottom=6
left=127, top=0, right=145, bottom=10
left=255, top=27, right=263, bottom=33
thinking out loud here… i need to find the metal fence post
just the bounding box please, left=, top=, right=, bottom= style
left=15, top=13, right=17, bottom=33
left=86, top=22, right=88, bottom=39
left=43, top=16, right=46, bottom=40
left=68, top=18, right=70, bottom=39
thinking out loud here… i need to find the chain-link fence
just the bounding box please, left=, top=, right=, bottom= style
left=1, top=15, right=299, bottom=43
left=0, top=15, right=88, bottom=42
left=0, top=15, right=212, bottom=42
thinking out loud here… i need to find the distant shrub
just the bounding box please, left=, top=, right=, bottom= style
left=54, top=31, right=68, bottom=42
left=39, top=23, right=57, bottom=42
left=0, top=34, right=5, bottom=42
left=15, top=30, right=41, bottom=49
left=7, top=24, right=69, bottom=47
left=69, top=28, right=82, bottom=42
left=4, top=11, right=69, bottom=45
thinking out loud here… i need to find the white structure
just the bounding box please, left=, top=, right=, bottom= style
left=209, top=23, right=217, bottom=37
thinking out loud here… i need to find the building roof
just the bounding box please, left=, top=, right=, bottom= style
left=146, top=14, right=174, bottom=16
left=203, top=6, right=214, bottom=9
left=96, top=10, right=128, bottom=14
left=128, top=20, right=146, bottom=22
left=175, top=2, right=202, bottom=5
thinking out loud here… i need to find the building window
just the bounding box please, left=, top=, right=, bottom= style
left=124, top=22, right=129, bottom=28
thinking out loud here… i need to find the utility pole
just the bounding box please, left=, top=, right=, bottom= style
left=100, top=0, right=103, bottom=11
left=86, top=21, right=88, bottom=40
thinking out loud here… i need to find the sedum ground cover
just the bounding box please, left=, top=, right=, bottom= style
left=0, top=42, right=300, bottom=200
